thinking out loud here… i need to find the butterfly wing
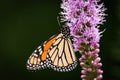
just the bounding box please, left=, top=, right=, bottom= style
left=27, top=33, right=77, bottom=71
left=48, top=33, right=77, bottom=72
left=27, top=34, right=58, bottom=70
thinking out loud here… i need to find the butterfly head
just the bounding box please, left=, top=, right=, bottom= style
left=57, top=17, right=70, bottom=39
left=61, top=25, right=70, bottom=39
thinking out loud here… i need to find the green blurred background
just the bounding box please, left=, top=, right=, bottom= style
left=0, top=0, right=120, bottom=80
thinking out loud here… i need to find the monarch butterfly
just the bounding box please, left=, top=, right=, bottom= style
left=26, top=25, right=77, bottom=72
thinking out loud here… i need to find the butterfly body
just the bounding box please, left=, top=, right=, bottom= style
left=27, top=26, right=77, bottom=72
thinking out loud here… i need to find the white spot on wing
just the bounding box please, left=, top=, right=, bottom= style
left=39, top=48, right=42, bottom=52
left=33, top=54, right=38, bottom=57
left=38, top=46, right=41, bottom=49
left=34, top=50, right=37, bottom=53
left=39, top=50, right=43, bottom=55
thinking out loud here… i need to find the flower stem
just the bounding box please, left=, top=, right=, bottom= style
left=80, top=48, right=103, bottom=80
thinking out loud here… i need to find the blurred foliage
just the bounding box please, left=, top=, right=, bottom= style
left=0, top=0, right=120, bottom=80
left=101, top=0, right=120, bottom=80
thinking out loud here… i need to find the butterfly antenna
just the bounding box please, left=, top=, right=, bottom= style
left=57, top=16, right=64, bottom=33
left=57, top=16, right=61, bottom=27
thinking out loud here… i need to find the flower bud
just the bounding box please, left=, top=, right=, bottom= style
left=80, top=62, right=85, bottom=66
left=81, top=70, right=86, bottom=74
left=97, top=75, right=103, bottom=79
left=94, top=57, right=101, bottom=63
left=97, top=63, right=103, bottom=67
left=97, top=69, right=103, bottom=74
left=87, top=68, right=92, bottom=72
left=81, top=75, right=86, bottom=79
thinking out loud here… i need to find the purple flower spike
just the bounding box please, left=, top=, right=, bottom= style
left=60, top=0, right=106, bottom=80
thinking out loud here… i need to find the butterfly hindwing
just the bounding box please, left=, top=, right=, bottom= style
left=48, top=33, right=77, bottom=72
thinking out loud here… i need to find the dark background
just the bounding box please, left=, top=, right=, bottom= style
left=0, top=0, right=120, bottom=80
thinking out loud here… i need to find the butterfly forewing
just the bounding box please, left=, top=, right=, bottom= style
left=27, top=35, right=58, bottom=70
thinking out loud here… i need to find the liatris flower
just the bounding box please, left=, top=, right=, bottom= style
left=60, top=0, right=106, bottom=80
